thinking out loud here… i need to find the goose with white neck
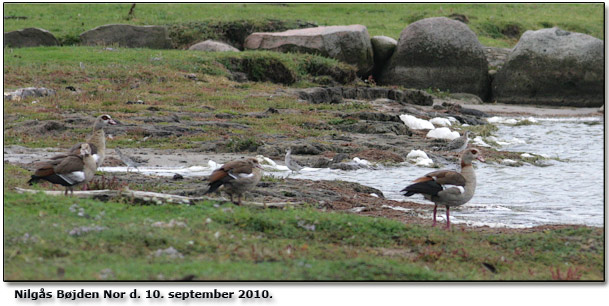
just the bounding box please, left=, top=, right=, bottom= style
left=401, top=148, right=484, bottom=229
left=50, top=114, right=117, bottom=167
left=28, top=143, right=97, bottom=196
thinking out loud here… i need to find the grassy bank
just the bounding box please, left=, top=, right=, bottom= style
left=3, top=3, right=603, bottom=48
left=4, top=46, right=363, bottom=150
left=4, top=191, right=603, bottom=281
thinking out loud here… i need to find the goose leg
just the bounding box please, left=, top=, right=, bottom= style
left=445, top=205, right=451, bottom=229
left=432, top=205, right=438, bottom=227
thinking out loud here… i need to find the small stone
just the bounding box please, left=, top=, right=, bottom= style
left=152, top=247, right=184, bottom=259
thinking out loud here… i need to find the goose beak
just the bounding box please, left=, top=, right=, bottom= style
left=477, top=156, right=485, bottom=162
left=108, top=118, right=117, bottom=125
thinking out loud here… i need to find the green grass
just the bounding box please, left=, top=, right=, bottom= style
left=3, top=46, right=360, bottom=149
left=3, top=191, right=603, bottom=280
left=3, top=3, right=603, bottom=48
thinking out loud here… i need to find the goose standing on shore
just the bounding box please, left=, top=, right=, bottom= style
left=401, top=148, right=484, bottom=229
left=28, top=143, right=97, bottom=195
left=50, top=114, right=117, bottom=167
left=203, top=158, right=263, bottom=205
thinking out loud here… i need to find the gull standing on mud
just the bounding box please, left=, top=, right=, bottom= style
left=401, top=148, right=484, bottom=229
left=285, top=148, right=303, bottom=173
left=445, top=131, right=470, bottom=152
left=115, top=147, right=141, bottom=172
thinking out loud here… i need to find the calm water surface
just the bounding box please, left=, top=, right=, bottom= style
left=102, top=117, right=604, bottom=228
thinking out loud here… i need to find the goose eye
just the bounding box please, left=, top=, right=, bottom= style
left=471, top=149, right=478, bottom=154
left=101, top=115, right=109, bottom=120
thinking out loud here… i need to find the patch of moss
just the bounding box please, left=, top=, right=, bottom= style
left=461, top=123, right=499, bottom=137
left=328, top=118, right=358, bottom=125
left=225, top=135, right=262, bottom=152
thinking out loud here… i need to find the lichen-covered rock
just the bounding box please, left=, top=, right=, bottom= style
left=378, top=17, right=490, bottom=100
left=4, top=28, right=59, bottom=48
left=188, top=40, right=240, bottom=52
left=244, top=25, right=374, bottom=76
left=80, top=24, right=172, bottom=49
left=492, top=27, right=603, bottom=107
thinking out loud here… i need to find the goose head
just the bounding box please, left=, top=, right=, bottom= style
left=462, top=148, right=485, bottom=165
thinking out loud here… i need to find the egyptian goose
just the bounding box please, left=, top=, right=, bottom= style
left=445, top=131, right=470, bottom=152
left=115, top=147, right=140, bottom=172
left=285, top=148, right=303, bottom=172
left=51, top=114, right=117, bottom=167
left=203, top=158, right=263, bottom=205
left=401, top=148, right=484, bottom=229
left=28, top=143, right=97, bottom=195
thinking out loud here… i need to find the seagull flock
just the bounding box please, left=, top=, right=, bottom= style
left=28, top=114, right=482, bottom=229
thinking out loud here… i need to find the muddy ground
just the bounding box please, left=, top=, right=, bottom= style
left=5, top=96, right=603, bottom=234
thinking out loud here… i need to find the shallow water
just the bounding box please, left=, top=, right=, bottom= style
left=101, top=116, right=604, bottom=228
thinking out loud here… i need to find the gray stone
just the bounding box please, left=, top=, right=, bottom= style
left=493, top=27, right=604, bottom=107
left=293, top=86, right=433, bottom=106
left=244, top=25, right=374, bottom=76
left=4, top=87, right=56, bottom=101
left=378, top=17, right=490, bottom=100
left=80, top=24, right=172, bottom=49
left=188, top=40, right=239, bottom=52
left=297, top=87, right=343, bottom=104
left=483, top=46, right=512, bottom=70
left=341, top=112, right=402, bottom=122
left=4, top=27, right=59, bottom=48
left=370, top=35, right=397, bottom=66
left=336, top=121, right=411, bottom=135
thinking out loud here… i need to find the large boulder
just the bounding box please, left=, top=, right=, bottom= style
left=188, top=40, right=240, bottom=52
left=378, top=17, right=490, bottom=100
left=370, top=35, right=397, bottom=66
left=80, top=24, right=172, bottom=49
left=492, top=27, right=603, bottom=107
left=370, top=35, right=397, bottom=77
left=4, top=28, right=59, bottom=48
left=244, top=25, right=374, bottom=76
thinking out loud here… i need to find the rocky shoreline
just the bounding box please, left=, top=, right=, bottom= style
left=5, top=100, right=602, bottom=233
